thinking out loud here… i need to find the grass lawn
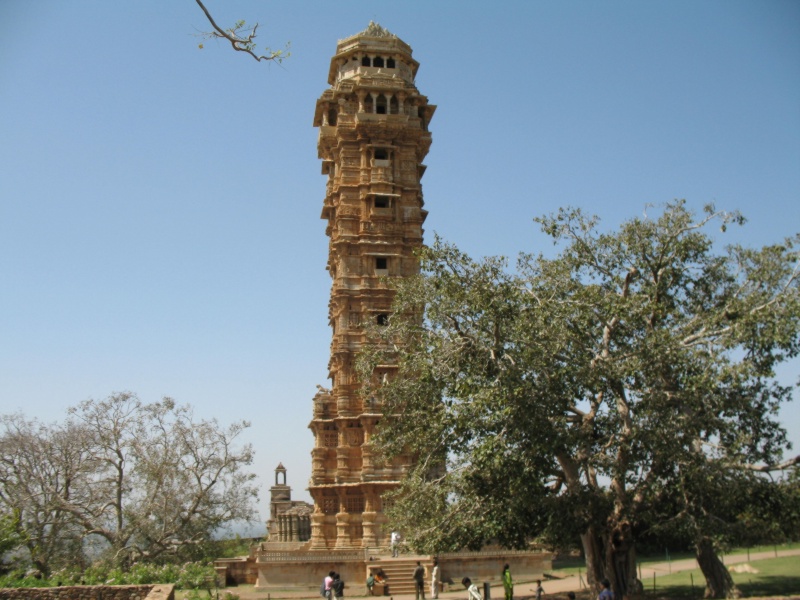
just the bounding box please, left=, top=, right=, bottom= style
left=551, top=542, right=800, bottom=575
left=551, top=547, right=800, bottom=597
left=638, top=542, right=800, bottom=567
left=642, top=556, right=800, bottom=598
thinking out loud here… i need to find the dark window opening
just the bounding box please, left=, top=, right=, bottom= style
left=376, top=257, right=387, bottom=270
left=373, top=56, right=385, bottom=68
left=328, top=108, right=337, bottom=126
left=376, top=94, right=387, bottom=114
left=361, top=56, right=371, bottom=67
left=390, top=96, right=399, bottom=115
left=376, top=314, right=389, bottom=326
left=374, top=196, right=390, bottom=208
left=374, top=148, right=388, bottom=160
left=387, top=57, right=396, bottom=68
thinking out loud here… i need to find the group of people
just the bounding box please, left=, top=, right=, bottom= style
left=354, top=554, right=615, bottom=600
left=322, top=571, right=345, bottom=600
left=462, top=564, right=614, bottom=600
left=412, top=559, right=441, bottom=600
left=462, top=563, right=515, bottom=600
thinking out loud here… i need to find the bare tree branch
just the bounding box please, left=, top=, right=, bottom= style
left=194, top=0, right=289, bottom=64
left=742, top=454, right=800, bottom=472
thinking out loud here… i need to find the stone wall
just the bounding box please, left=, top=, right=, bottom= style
left=0, top=584, right=175, bottom=600
left=246, top=550, right=551, bottom=591
left=436, top=550, right=552, bottom=586
left=215, top=557, right=258, bottom=586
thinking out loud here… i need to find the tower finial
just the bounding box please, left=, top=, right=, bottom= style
left=359, top=21, right=396, bottom=38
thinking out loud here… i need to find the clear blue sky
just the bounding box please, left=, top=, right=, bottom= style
left=1, top=1, right=798, bottom=529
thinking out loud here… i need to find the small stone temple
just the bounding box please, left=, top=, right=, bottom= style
left=307, top=20, right=435, bottom=551
left=265, top=464, right=312, bottom=543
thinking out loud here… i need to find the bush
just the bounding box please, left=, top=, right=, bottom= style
left=0, top=569, right=53, bottom=588
left=0, top=561, right=216, bottom=589
left=175, top=562, right=216, bottom=590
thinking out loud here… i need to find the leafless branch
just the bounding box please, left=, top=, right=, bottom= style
left=742, top=454, right=800, bottom=472
left=194, top=0, right=289, bottom=64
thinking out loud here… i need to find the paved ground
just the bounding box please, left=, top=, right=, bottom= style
left=215, top=549, right=800, bottom=600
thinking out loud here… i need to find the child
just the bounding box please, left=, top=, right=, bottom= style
left=598, top=579, right=614, bottom=600
left=462, top=577, right=482, bottom=600
left=534, top=579, right=544, bottom=600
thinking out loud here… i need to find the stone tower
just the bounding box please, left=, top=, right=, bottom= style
left=308, top=22, right=435, bottom=550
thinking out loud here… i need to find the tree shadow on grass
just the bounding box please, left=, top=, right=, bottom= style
left=642, top=574, right=800, bottom=599
left=736, top=574, right=800, bottom=597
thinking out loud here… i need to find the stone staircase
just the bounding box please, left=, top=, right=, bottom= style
left=369, top=557, right=434, bottom=596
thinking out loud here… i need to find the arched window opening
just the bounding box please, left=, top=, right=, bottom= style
left=373, top=56, right=384, bottom=68
left=389, top=96, right=399, bottom=115
left=387, top=57, right=396, bottom=68
left=375, top=94, right=387, bottom=115
left=328, top=108, right=337, bottom=126
left=361, top=56, right=371, bottom=67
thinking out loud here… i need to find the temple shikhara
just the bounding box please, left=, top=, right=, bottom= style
left=218, top=23, right=549, bottom=590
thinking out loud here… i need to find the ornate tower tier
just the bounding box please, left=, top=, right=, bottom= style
left=308, top=22, right=435, bottom=550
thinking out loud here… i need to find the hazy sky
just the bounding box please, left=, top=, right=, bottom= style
left=1, top=1, right=798, bottom=530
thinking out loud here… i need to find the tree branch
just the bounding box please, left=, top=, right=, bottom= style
left=195, top=0, right=288, bottom=63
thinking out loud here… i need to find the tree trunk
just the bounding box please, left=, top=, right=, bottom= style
left=580, top=523, right=641, bottom=598
left=606, top=521, right=640, bottom=600
left=580, top=527, right=606, bottom=591
left=696, top=537, right=740, bottom=599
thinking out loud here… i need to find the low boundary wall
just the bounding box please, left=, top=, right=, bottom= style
left=0, top=584, right=175, bottom=600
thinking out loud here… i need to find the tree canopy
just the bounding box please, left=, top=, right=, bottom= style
left=360, top=201, right=799, bottom=599
left=0, top=393, right=257, bottom=574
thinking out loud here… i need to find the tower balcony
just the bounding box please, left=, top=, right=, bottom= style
left=355, top=112, right=413, bottom=127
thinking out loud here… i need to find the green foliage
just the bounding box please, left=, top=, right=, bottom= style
left=360, top=201, right=800, bottom=595
left=0, top=510, right=24, bottom=557
left=0, top=570, right=53, bottom=588
left=0, top=561, right=216, bottom=589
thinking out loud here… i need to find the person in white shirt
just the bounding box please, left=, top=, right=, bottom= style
left=390, top=531, right=401, bottom=557
left=462, top=577, right=482, bottom=600
left=430, top=559, right=440, bottom=599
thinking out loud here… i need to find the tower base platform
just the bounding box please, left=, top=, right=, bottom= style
left=216, top=547, right=551, bottom=594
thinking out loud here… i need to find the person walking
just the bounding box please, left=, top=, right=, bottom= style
left=430, top=559, right=440, bottom=599
left=462, top=577, right=482, bottom=600
left=502, top=564, right=513, bottom=600
left=413, top=561, right=426, bottom=600
left=534, top=579, right=544, bottom=600
left=332, top=573, right=345, bottom=600
left=390, top=531, right=401, bottom=557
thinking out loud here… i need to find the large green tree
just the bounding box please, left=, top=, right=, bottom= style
left=360, top=201, right=799, bottom=599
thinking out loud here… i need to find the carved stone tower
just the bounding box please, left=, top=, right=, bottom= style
left=308, top=22, right=435, bottom=550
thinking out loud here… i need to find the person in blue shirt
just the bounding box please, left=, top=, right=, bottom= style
left=598, top=579, right=614, bottom=600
